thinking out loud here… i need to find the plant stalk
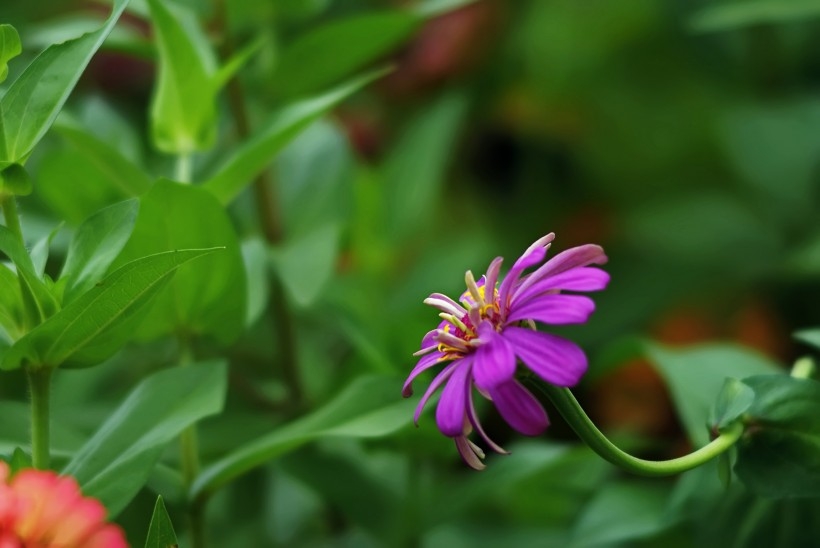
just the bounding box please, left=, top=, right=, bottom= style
left=536, top=382, right=744, bottom=476
left=27, top=368, right=53, bottom=469
left=2, top=195, right=25, bottom=244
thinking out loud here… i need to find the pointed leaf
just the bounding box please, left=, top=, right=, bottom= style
left=203, top=69, right=387, bottom=205
left=1, top=248, right=219, bottom=370
left=0, top=0, right=129, bottom=163
left=269, top=222, right=340, bottom=307
left=191, top=375, right=414, bottom=500
left=60, top=199, right=139, bottom=303
left=710, top=377, right=755, bottom=432
left=63, top=361, right=227, bottom=517
left=145, top=496, right=178, bottom=548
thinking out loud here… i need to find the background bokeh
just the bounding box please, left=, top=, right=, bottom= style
left=2, top=0, right=820, bottom=545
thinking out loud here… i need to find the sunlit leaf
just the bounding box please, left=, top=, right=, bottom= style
left=0, top=225, right=59, bottom=326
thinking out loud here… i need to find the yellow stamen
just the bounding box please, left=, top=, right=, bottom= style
left=464, top=270, right=485, bottom=309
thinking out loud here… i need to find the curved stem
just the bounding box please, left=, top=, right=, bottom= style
left=536, top=383, right=744, bottom=477
left=27, top=368, right=52, bottom=469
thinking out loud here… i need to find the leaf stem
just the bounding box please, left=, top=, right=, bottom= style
left=1, top=195, right=25, bottom=244
left=535, top=382, right=744, bottom=476
left=176, top=153, right=192, bottom=184
left=177, top=339, right=205, bottom=547
left=27, top=367, right=52, bottom=469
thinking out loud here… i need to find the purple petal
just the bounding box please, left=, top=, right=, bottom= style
left=403, top=351, right=449, bottom=397
left=497, top=236, right=555, bottom=312
left=513, top=267, right=610, bottom=305
left=473, top=321, right=516, bottom=391
left=489, top=380, right=549, bottom=436
left=466, top=382, right=508, bottom=454
left=435, top=359, right=474, bottom=437
left=513, top=245, right=607, bottom=302
left=418, top=329, right=439, bottom=352
left=506, top=294, right=595, bottom=325
left=413, top=361, right=459, bottom=424
left=455, top=436, right=486, bottom=470
left=483, top=257, right=503, bottom=299
left=503, top=326, right=588, bottom=387
left=424, top=293, right=468, bottom=317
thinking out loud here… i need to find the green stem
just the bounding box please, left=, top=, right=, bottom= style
left=536, top=383, right=744, bottom=477
left=27, top=368, right=52, bottom=469
left=177, top=340, right=204, bottom=547
left=176, top=153, right=192, bottom=184
left=2, top=195, right=25, bottom=244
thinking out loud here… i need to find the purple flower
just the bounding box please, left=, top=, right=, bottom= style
left=403, top=233, right=609, bottom=469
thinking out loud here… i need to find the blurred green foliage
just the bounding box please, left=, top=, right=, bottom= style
left=1, top=0, right=819, bottom=546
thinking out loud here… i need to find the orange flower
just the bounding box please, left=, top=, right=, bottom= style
left=0, top=461, right=127, bottom=547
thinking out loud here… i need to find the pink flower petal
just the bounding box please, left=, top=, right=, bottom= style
left=473, top=321, right=516, bottom=391
left=488, top=380, right=549, bottom=435
left=502, top=326, right=588, bottom=387
left=435, top=360, right=474, bottom=437
left=506, top=294, right=595, bottom=325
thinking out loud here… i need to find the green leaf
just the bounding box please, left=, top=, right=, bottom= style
left=383, top=91, right=467, bottom=241
left=734, top=375, right=820, bottom=498
left=690, top=0, right=820, bottom=32
left=710, top=377, right=755, bottom=432
left=241, top=238, right=268, bottom=327
left=4, top=447, right=31, bottom=475
left=29, top=222, right=62, bottom=277
left=0, top=225, right=59, bottom=325
left=0, top=264, right=23, bottom=339
left=570, top=481, right=670, bottom=546
left=190, top=375, right=415, bottom=500
left=274, top=12, right=419, bottom=97
left=53, top=120, right=152, bottom=196
left=204, top=69, right=387, bottom=205
left=645, top=342, right=780, bottom=445
left=63, top=361, right=227, bottom=517
left=147, top=0, right=216, bottom=153
left=0, top=25, right=22, bottom=83
left=60, top=199, right=140, bottom=304
left=145, top=496, right=179, bottom=548
left=0, top=0, right=129, bottom=163
left=1, top=248, right=219, bottom=370
left=113, top=180, right=245, bottom=345
left=270, top=223, right=340, bottom=308
left=795, top=328, right=820, bottom=351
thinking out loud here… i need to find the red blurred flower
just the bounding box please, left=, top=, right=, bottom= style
left=0, top=462, right=127, bottom=548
